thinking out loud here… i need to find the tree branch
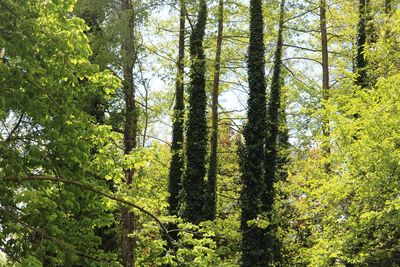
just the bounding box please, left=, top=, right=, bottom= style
left=3, top=175, right=175, bottom=248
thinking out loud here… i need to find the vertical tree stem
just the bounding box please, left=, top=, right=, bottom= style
left=206, top=0, right=224, bottom=221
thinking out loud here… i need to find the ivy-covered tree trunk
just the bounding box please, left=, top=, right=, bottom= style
left=205, top=0, right=224, bottom=221
left=168, top=0, right=186, bottom=219
left=240, top=0, right=267, bottom=265
left=277, top=86, right=289, bottom=182
left=262, top=0, right=286, bottom=262
left=121, top=0, right=137, bottom=266
left=384, top=0, right=392, bottom=40
left=355, top=0, right=368, bottom=89
left=320, top=0, right=330, bottom=173
left=180, top=0, right=208, bottom=225
left=385, top=0, right=391, bottom=14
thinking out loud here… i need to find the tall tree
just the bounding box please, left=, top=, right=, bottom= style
left=120, top=0, right=137, bottom=266
left=240, top=0, right=267, bottom=265
left=320, top=0, right=330, bottom=173
left=205, top=0, right=224, bottom=221
left=385, top=0, right=392, bottom=14
left=262, top=0, right=286, bottom=262
left=180, top=0, right=208, bottom=225
left=0, top=0, right=121, bottom=264
left=355, top=0, right=369, bottom=89
left=276, top=87, right=289, bottom=182
left=168, top=0, right=186, bottom=219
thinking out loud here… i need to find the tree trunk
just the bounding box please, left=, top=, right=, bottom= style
left=121, top=0, right=137, bottom=266
left=262, top=0, right=286, bottom=262
left=206, top=0, right=224, bottom=221
left=180, top=0, right=208, bottom=225
left=385, top=0, right=391, bottom=14
left=277, top=87, right=289, bottom=181
left=264, top=0, right=285, bottom=212
left=240, top=0, right=267, bottom=265
left=355, top=0, right=368, bottom=89
left=320, top=0, right=330, bottom=173
left=167, top=0, right=186, bottom=247
left=168, top=0, right=186, bottom=219
left=384, top=0, right=392, bottom=39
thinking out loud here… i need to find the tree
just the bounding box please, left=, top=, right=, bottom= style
left=320, top=0, right=330, bottom=173
left=240, top=0, right=268, bottom=265
left=0, top=0, right=120, bottom=264
left=180, top=0, right=208, bottom=225
left=385, top=0, right=392, bottom=14
left=168, top=0, right=186, bottom=221
left=355, top=0, right=370, bottom=89
left=206, top=0, right=224, bottom=221
left=120, top=0, right=138, bottom=266
left=262, top=0, right=286, bottom=262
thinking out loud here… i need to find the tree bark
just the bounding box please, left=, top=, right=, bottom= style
left=206, top=0, right=224, bottom=221
left=320, top=0, right=330, bottom=173
left=121, top=0, right=137, bottom=266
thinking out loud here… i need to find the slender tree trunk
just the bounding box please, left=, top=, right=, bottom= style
left=167, top=0, right=186, bottom=248
left=240, top=0, right=267, bottom=265
left=320, top=0, right=330, bottom=173
left=181, top=0, right=208, bottom=225
left=168, top=0, right=186, bottom=219
left=264, top=0, right=285, bottom=212
left=384, top=0, right=392, bottom=41
left=277, top=88, right=289, bottom=181
left=355, top=0, right=368, bottom=89
left=206, top=0, right=224, bottom=221
left=385, top=0, right=391, bottom=14
left=262, top=0, right=286, bottom=262
left=121, top=0, right=137, bottom=266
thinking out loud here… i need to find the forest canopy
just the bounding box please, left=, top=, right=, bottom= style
left=1, top=0, right=400, bottom=266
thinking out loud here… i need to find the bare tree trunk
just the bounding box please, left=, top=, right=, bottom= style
left=121, top=0, right=137, bottom=266
left=320, top=0, right=330, bottom=173
left=206, top=0, right=224, bottom=221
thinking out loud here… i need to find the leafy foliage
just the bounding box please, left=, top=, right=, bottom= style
left=2, top=0, right=400, bottom=266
